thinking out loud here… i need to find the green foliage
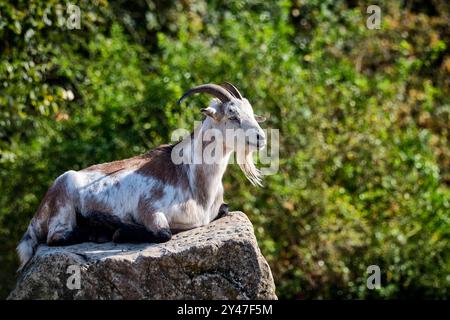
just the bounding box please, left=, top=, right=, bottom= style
left=0, top=0, right=449, bottom=298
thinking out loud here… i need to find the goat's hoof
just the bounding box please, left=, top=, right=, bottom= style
left=154, top=228, right=172, bottom=243
left=217, top=203, right=229, bottom=219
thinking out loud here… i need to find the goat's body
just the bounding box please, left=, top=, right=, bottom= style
left=18, top=143, right=228, bottom=270
left=17, top=82, right=266, bottom=271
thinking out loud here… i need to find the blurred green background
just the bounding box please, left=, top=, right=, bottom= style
left=0, top=0, right=449, bottom=299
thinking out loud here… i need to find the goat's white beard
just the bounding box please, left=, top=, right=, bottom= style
left=238, top=149, right=263, bottom=187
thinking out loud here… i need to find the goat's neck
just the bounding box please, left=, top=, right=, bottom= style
left=187, top=120, right=232, bottom=207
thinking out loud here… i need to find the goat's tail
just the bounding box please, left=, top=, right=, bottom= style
left=16, top=222, right=40, bottom=272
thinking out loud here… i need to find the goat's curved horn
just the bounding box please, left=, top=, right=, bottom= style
left=178, top=84, right=234, bottom=104
left=221, top=82, right=243, bottom=99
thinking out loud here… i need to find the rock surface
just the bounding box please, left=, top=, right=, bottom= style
left=8, top=211, right=277, bottom=300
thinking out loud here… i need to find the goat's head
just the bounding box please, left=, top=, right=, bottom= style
left=178, top=83, right=266, bottom=150
left=178, top=83, right=266, bottom=186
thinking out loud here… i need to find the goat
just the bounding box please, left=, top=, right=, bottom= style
left=17, top=82, right=266, bottom=271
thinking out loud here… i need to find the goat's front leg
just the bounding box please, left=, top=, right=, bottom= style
left=143, top=211, right=172, bottom=241
left=113, top=212, right=172, bottom=244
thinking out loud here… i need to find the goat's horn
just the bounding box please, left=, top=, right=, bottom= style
left=178, top=84, right=234, bottom=104
left=221, top=82, right=243, bottom=99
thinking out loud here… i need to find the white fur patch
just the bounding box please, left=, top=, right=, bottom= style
left=74, top=169, right=209, bottom=229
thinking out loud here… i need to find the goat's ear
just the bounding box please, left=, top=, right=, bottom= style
left=201, top=107, right=218, bottom=119
left=254, top=115, right=266, bottom=123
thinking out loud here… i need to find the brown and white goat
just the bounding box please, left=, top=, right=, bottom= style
left=17, top=83, right=266, bottom=270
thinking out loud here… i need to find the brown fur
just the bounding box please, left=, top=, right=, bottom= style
left=83, top=145, right=190, bottom=191
left=194, top=165, right=209, bottom=208
left=137, top=145, right=190, bottom=190
left=82, top=156, right=144, bottom=175
left=137, top=194, right=158, bottom=217
left=84, top=196, right=113, bottom=215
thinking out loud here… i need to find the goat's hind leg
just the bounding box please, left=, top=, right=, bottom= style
left=47, top=227, right=90, bottom=246
left=46, top=205, right=86, bottom=247
left=46, top=170, right=88, bottom=246
left=47, top=209, right=89, bottom=246
left=47, top=208, right=92, bottom=246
